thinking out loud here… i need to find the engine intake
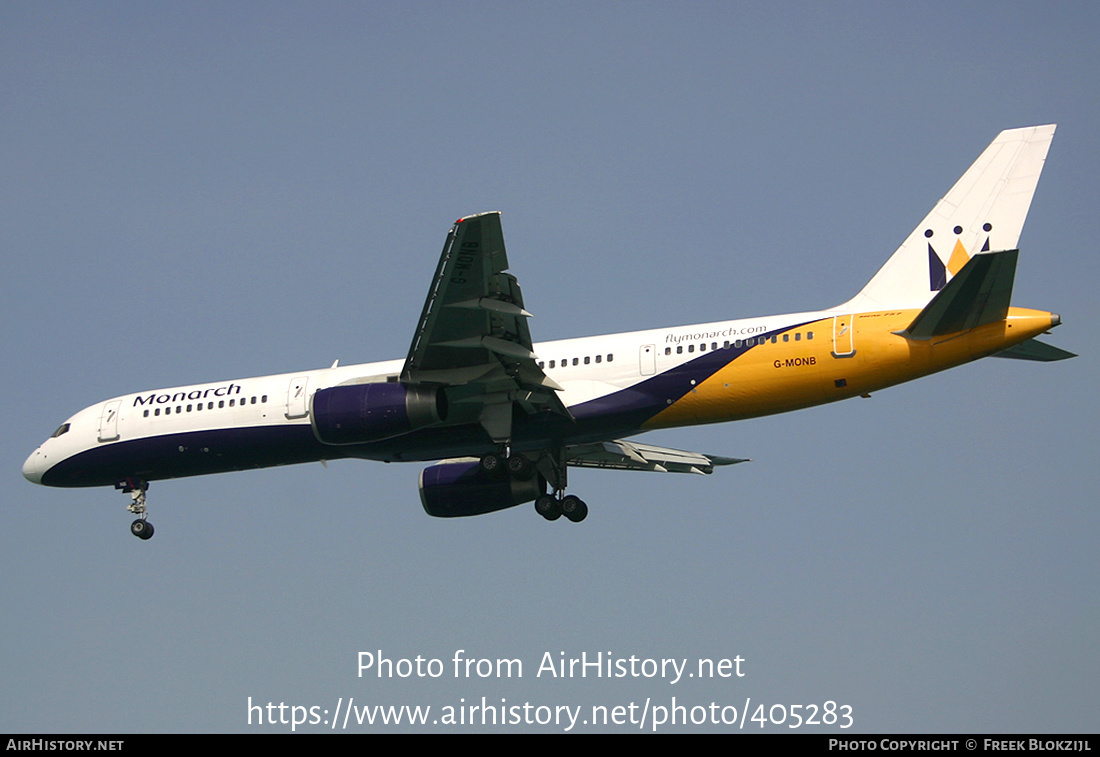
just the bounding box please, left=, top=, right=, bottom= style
left=311, top=382, right=447, bottom=445
left=420, top=459, right=545, bottom=517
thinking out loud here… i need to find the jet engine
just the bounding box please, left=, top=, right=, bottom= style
left=311, top=382, right=447, bottom=445
left=419, top=459, right=546, bottom=517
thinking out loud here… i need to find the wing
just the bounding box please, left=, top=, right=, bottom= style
left=401, top=212, right=571, bottom=442
left=566, top=440, right=749, bottom=474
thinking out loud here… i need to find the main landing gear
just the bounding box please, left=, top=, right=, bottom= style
left=478, top=450, right=536, bottom=481
left=479, top=449, right=589, bottom=523
left=117, top=477, right=154, bottom=540
left=534, top=493, right=588, bottom=523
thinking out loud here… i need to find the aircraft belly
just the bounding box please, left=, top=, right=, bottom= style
left=40, top=424, right=330, bottom=487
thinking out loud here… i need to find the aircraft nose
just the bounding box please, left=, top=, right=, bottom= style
left=22, top=447, right=46, bottom=485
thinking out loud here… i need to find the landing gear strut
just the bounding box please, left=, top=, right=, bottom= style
left=529, top=446, right=588, bottom=524
left=483, top=444, right=591, bottom=524
left=117, top=477, right=154, bottom=540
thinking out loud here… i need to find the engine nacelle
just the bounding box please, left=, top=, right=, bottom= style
left=311, top=382, right=447, bottom=445
left=419, top=460, right=546, bottom=517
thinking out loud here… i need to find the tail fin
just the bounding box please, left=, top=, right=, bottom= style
left=841, top=125, right=1055, bottom=313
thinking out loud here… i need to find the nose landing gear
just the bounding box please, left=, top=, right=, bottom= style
left=116, top=478, right=154, bottom=540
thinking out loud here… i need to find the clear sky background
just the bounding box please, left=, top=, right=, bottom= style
left=2, top=2, right=1097, bottom=733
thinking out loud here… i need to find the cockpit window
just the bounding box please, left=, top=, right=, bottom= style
left=51, top=423, right=70, bottom=438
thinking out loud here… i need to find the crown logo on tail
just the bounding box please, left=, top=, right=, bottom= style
left=926, top=222, right=993, bottom=291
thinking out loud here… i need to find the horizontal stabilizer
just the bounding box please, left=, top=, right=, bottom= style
left=566, top=440, right=749, bottom=475
left=901, top=249, right=1018, bottom=339
left=991, top=338, right=1077, bottom=362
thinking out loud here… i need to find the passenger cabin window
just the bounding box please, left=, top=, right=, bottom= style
left=543, top=352, right=615, bottom=366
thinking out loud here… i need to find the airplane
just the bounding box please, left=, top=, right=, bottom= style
left=23, top=125, right=1075, bottom=539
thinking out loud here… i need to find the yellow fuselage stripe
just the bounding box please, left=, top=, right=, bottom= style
left=643, top=307, right=1056, bottom=430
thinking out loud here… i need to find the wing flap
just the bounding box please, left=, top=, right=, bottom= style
left=566, top=440, right=749, bottom=475
left=445, top=297, right=533, bottom=318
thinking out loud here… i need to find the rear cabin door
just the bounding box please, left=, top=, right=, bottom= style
left=831, top=315, right=856, bottom=358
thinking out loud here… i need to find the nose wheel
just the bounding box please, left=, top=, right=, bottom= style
left=130, top=518, right=155, bottom=540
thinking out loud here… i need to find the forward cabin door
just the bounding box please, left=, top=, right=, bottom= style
left=97, top=400, right=122, bottom=442
left=285, top=376, right=310, bottom=419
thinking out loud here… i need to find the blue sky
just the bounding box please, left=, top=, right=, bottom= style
left=2, top=2, right=1097, bottom=732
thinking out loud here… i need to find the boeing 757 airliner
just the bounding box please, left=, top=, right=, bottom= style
left=23, top=125, right=1074, bottom=539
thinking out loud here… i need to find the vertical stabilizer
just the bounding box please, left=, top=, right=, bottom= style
left=840, top=125, right=1055, bottom=313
